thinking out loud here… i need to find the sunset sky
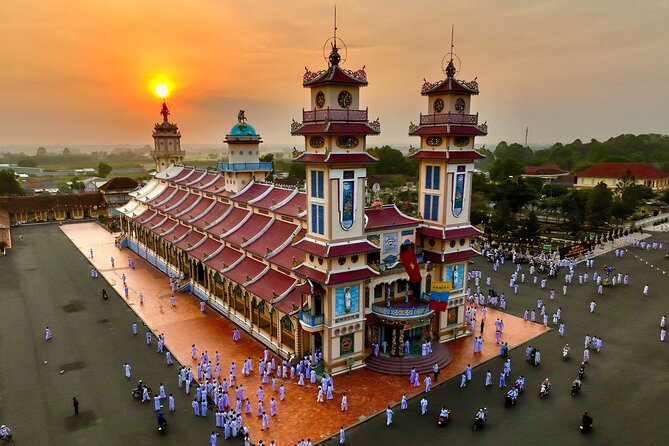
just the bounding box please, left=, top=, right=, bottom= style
left=1, top=0, right=668, bottom=149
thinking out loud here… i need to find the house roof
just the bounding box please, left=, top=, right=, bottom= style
left=523, top=165, right=565, bottom=176
left=574, top=162, right=669, bottom=180
left=303, top=65, right=368, bottom=88
left=0, top=192, right=107, bottom=213
left=365, top=205, right=421, bottom=231
left=98, top=177, right=139, bottom=192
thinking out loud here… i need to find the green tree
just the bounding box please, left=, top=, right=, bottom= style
left=97, top=162, right=112, bottom=178
left=368, top=146, right=419, bottom=177
left=488, top=158, right=523, bottom=182
left=518, top=210, right=540, bottom=241
left=70, top=176, right=85, bottom=191
left=489, top=199, right=515, bottom=236
left=470, top=191, right=489, bottom=226
left=62, top=147, right=71, bottom=156
left=586, top=182, right=613, bottom=227
left=0, top=169, right=23, bottom=195
left=36, top=146, right=47, bottom=157
left=559, top=189, right=587, bottom=233
left=260, top=153, right=275, bottom=163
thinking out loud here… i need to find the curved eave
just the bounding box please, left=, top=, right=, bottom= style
left=409, top=125, right=487, bottom=137
left=407, top=150, right=485, bottom=160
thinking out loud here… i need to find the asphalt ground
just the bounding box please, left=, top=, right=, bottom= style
left=322, top=233, right=669, bottom=446
left=0, top=225, right=224, bottom=446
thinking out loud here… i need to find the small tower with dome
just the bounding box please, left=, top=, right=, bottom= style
left=151, top=101, right=184, bottom=173
left=218, top=110, right=272, bottom=193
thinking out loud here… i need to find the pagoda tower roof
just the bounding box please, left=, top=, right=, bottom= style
left=303, top=64, right=368, bottom=88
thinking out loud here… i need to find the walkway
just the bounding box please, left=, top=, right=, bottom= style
left=61, top=222, right=547, bottom=445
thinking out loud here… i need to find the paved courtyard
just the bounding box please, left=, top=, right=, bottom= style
left=322, top=232, right=669, bottom=446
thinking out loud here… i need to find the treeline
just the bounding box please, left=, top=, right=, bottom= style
left=0, top=147, right=150, bottom=168
left=478, top=133, right=669, bottom=174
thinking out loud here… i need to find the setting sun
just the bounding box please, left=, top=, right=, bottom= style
left=155, top=84, right=169, bottom=98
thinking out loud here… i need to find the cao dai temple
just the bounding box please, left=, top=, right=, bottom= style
left=118, top=37, right=487, bottom=375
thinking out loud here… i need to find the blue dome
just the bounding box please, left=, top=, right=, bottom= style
left=229, top=122, right=258, bottom=137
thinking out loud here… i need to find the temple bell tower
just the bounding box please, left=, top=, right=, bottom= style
left=408, top=49, right=488, bottom=341
left=291, top=29, right=381, bottom=374
left=151, top=102, right=184, bottom=172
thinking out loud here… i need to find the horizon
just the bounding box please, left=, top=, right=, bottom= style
left=1, top=1, right=668, bottom=147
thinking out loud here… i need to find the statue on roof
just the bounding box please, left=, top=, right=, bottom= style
left=160, top=102, right=170, bottom=122
left=237, top=110, right=247, bottom=124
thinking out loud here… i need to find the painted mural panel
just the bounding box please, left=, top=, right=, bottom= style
left=335, top=285, right=359, bottom=316
left=452, top=172, right=466, bottom=217
left=341, top=180, right=354, bottom=230
left=382, top=232, right=399, bottom=265
left=445, top=262, right=465, bottom=290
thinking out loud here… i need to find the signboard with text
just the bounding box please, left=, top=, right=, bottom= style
left=558, top=241, right=592, bottom=259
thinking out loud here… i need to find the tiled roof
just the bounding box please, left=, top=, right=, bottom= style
left=98, top=177, right=139, bottom=192
left=204, top=246, right=244, bottom=271
left=233, top=183, right=272, bottom=204
left=245, top=269, right=296, bottom=303
left=291, top=122, right=379, bottom=136
left=252, top=187, right=294, bottom=210
left=191, top=202, right=229, bottom=230
left=408, top=125, right=487, bottom=137
left=222, top=256, right=266, bottom=284
left=174, top=230, right=205, bottom=250
left=303, top=65, right=368, bottom=87
left=418, top=225, right=483, bottom=240
left=523, top=165, right=565, bottom=175
left=224, top=213, right=272, bottom=246
left=422, top=248, right=481, bottom=263
left=245, top=220, right=299, bottom=257
left=206, top=207, right=249, bottom=238
left=365, top=205, right=421, bottom=231
left=0, top=192, right=106, bottom=213
left=293, top=238, right=379, bottom=258
left=574, top=162, right=669, bottom=180
left=165, top=224, right=190, bottom=243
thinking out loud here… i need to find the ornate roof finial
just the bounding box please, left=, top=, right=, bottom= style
left=445, top=25, right=456, bottom=78
left=328, top=4, right=341, bottom=66
left=160, top=101, right=170, bottom=123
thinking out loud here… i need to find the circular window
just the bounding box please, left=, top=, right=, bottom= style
left=433, top=98, right=444, bottom=113
left=230, top=150, right=235, bottom=155
left=450, top=240, right=456, bottom=248
left=454, top=136, right=470, bottom=147
left=248, top=150, right=253, bottom=155
left=309, top=254, right=315, bottom=262
left=429, top=239, right=435, bottom=247
left=336, top=136, right=358, bottom=148
left=351, top=254, right=359, bottom=264
left=455, top=98, right=466, bottom=113
left=318, top=258, right=324, bottom=265
left=459, top=238, right=466, bottom=246
left=310, top=136, right=325, bottom=148
left=338, top=91, right=352, bottom=108
left=426, top=136, right=442, bottom=147
left=338, top=256, right=346, bottom=265
left=316, top=91, right=326, bottom=108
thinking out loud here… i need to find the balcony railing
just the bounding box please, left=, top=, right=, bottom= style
left=216, top=162, right=273, bottom=172
left=300, top=311, right=325, bottom=327
left=303, top=108, right=368, bottom=122
left=371, top=303, right=432, bottom=318
left=419, top=112, right=478, bottom=126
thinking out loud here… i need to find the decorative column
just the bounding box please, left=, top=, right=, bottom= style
left=398, top=328, right=405, bottom=357
left=390, top=327, right=398, bottom=357
left=294, top=322, right=303, bottom=358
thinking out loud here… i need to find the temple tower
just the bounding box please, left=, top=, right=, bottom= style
left=408, top=51, right=488, bottom=341
left=291, top=32, right=381, bottom=374
left=218, top=111, right=271, bottom=193
left=151, top=102, right=184, bottom=172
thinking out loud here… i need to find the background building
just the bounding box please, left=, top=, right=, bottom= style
left=574, top=162, right=669, bottom=190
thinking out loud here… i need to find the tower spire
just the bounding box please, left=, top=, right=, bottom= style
left=445, top=25, right=456, bottom=78
left=328, top=5, right=341, bottom=66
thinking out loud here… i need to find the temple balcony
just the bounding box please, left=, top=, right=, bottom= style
left=150, top=150, right=186, bottom=158
left=419, top=112, right=478, bottom=126
left=302, top=107, right=368, bottom=123
left=299, top=311, right=325, bottom=332
left=371, top=298, right=433, bottom=320
left=216, top=162, right=273, bottom=172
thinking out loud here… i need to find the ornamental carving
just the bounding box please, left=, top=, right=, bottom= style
left=304, top=68, right=326, bottom=83
left=291, top=147, right=304, bottom=159
left=409, top=122, right=418, bottom=133
left=369, top=118, right=381, bottom=133
left=408, top=146, right=418, bottom=155
left=426, top=136, right=443, bottom=147
left=291, top=119, right=302, bottom=133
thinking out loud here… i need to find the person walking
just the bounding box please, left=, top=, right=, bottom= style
left=72, top=397, right=79, bottom=415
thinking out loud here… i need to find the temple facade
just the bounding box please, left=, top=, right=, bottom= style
left=118, top=37, right=485, bottom=375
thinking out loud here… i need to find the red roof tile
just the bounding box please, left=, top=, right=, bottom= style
left=166, top=224, right=191, bottom=243
left=172, top=167, right=197, bottom=184
left=303, top=65, right=368, bottom=87
left=169, top=193, right=199, bottom=216
left=293, top=238, right=379, bottom=258
left=145, top=186, right=175, bottom=206
left=184, top=197, right=215, bottom=222
left=326, top=267, right=378, bottom=285
left=423, top=248, right=481, bottom=263
left=421, top=77, right=479, bottom=95
left=199, top=176, right=227, bottom=193
left=269, top=229, right=307, bottom=269
left=204, top=246, right=244, bottom=271
left=244, top=220, right=298, bottom=257
left=174, top=230, right=205, bottom=250
left=0, top=192, right=107, bottom=213
left=188, top=237, right=223, bottom=261
left=151, top=218, right=178, bottom=235
left=292, top=264, right=327, bottom=283
left=183, top=170, right=209, bottom=186
left=191, top=202, right=230, bottom=230
left=224, top=213, right=272, bottom=246
left=222, top=256, right=266, bottom=284
left=192, top=173, right=219, bottom=190
left=273, top=283, right=307, bottom=315
left=418, top=225, right=483, bottom=240
left=206, top=207, right=249, bottom=238
left=574, top=162, right=669, bottom=180
left=365, top=205, right=421, bottom=231
left=272, top=193, right=306, bottom=219
left=291, top=122, right=379, bottom=136
left=233, top=183, right=273, bottom=204
left=136, top=210, right=157, bottom=224
left=156, top=189, right=187, bottom=211
left=245, top=269, right=296, bottom=303
left=252, top=188, right=294, bottom=210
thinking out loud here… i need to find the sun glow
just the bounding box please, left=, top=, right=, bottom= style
left=155, top=84, right=169, bottom=98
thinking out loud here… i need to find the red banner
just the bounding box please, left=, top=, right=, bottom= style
left=400, top=246, right=422, bottom=283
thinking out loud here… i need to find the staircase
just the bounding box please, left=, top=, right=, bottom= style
left=365, top=341, right=452, bottom=376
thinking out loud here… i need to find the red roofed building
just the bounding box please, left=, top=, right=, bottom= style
left=522, top=165, right=566, bottom=180
left=117, top=26, right=483, bottom=376
left=574, top=162, right=669, bottom=190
